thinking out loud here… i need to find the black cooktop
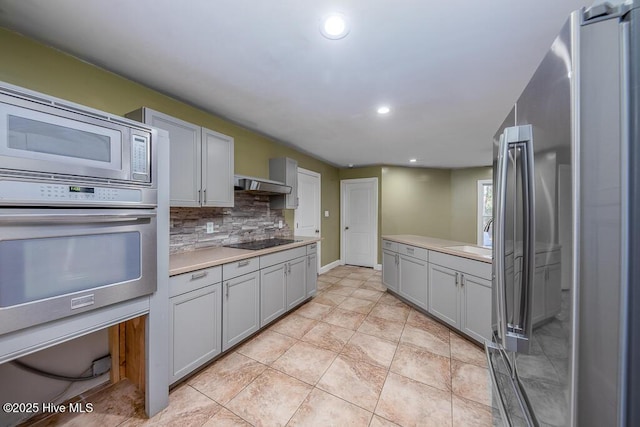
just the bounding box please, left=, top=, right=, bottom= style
left=224, top=238, right=298, bottom=250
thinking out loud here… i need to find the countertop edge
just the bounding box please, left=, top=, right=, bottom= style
left=169, top=236, right=322, bottom=276
left=381, top=235, right=492, bottom=264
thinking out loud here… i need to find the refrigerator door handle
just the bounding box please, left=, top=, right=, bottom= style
left=496, top=125, right=536, bottom=353
left=495, top=131, right=509, bottom=347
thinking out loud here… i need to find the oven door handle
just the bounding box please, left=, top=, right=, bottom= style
left=0, top=212, right=156, bottom=224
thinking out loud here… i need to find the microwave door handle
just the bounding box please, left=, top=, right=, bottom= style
left=0, top=212, right=156, bottom=224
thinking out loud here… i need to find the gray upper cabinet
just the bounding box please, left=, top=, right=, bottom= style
left=269, top=157, right=298, bottom=209
left=202, top=128, right=234, bottom=207
left=126, top=107, right=234, bottom=207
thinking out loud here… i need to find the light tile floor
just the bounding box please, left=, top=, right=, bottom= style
left=30, top=265, right=492, bottom=427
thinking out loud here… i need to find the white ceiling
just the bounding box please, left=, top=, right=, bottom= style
left=0, top=0, right=601, bottom=168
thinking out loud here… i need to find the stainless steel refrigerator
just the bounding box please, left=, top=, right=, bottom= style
left=487, top=2, right=640, bottom=426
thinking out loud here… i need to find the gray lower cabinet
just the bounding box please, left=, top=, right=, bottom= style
left=460, top=274, right=492, bottom=342
left=398, top=254, right=428, bottom=309
left=169, top=266, right=222, bottom=384
left=260, top=263, right=286, bottom=327
left=222, top=271, right=260, bottom=351
left=428, top=263, right=460, bottom=328
left=428, top=251, right=492, bottom=343
left=287, top=256, right=307, bottom=309
left=382, top=249, right=399, bottom=291
left=306, top=252, right=318, bottom=297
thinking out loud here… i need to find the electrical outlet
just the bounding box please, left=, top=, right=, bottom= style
left=278, top=220, right=283, bottom=229
left=206, top=222, right=214, bottom=233
left=92, top=355, right=111, bottom=377
left=324, top=210, right=329, bottom=218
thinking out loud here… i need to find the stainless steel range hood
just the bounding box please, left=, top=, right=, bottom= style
left=234, top=175, right=292, bottom=195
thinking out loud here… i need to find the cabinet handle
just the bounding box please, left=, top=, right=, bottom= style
left=191, top=271, right=208, bottom=280
left=225, top=282, right=229, bottom=297
left=238, top=260, right=250, bottom=267
left=455, top=272, right=459, bottom=285
left=198, top=189, right=201, bottom=204
left=406, top=247, right=414, bottom=254
left=203, top=189, right=207, bottom=204
left=461, top=273, right=465, bottom=286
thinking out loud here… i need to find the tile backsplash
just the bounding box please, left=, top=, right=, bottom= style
left=169, top=192, right=291, bottom=254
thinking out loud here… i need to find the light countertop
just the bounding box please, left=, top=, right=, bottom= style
left=169, top=236, right=321, bottom=276
left=381, top=235, right=493, bottom=263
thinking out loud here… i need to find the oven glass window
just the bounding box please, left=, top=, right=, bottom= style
left=8, top=115, right=112, bottom=163
left=0, top=232, right=141, bottom=307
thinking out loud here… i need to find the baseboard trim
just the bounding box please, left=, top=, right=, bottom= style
left=374, top=264, right=382, bottom=271
left=319, top=260, right=342, bottom=274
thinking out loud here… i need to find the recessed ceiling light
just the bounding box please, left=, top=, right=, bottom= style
left=409, top=158, right=417, bottom=163
left=377, top=106, right=390, bottom=115
left=320, top=13, right=349, bottom=40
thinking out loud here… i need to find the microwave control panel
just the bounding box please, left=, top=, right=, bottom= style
left=131, top=134, right=150, bottom=181
left=0, top=181, right=142, bottom=204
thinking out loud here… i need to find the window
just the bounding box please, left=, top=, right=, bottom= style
left=477, top=179, right=493, bottom=247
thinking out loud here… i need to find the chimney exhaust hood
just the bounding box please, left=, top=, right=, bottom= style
left=234, top=175, right=292, bottom=195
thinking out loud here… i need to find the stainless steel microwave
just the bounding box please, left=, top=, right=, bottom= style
left=0, top=82, right=153, bottom=187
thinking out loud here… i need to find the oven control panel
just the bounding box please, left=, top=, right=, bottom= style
left=0, top=181, right=142, bottom=204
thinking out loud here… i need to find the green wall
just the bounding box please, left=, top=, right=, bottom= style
left=450, top=167, right=493, bottom=243
left=0, top=28, right=341, bottom=266
left=381, top=167, right=452, bottom=239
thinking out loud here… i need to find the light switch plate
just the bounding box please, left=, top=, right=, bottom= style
left=324, top=210, right=329, bottom=218
left=278, top=220, right=283, bottom=229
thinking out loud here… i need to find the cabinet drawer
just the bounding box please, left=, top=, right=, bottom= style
left=223, top=257, right=259, bottom=280
left=170, top=266, right=222, bottom=298
left=398, top=244, right=428, bottom=261
left=535, top=250, right=561, bottom=267
left=429, top=251, right=491, bottom=280
left=260, top=247, right=307, bottom=269
left=382, top=239, right=398, bottom=252
left=306, top=243, right=317, bottom=254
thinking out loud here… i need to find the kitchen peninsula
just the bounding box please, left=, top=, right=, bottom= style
left=381, top=235, right=492, bottom=343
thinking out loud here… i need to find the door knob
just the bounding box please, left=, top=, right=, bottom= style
left=345, top=226, right=349, bottom=230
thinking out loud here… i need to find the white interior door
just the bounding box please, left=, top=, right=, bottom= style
left=341, top=178, right=378, bottom=267
left=295, top=168, right=321, bottom=268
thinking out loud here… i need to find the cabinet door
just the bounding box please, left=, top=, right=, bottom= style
left=144, top=108, right=201, bottom=207
left=428, top=264, right=459, bottom=328
left=533, top=266, right=546, bottom=325
left=202, top=128, right=234, bottom=207
left=382, top=250, right=398, bottom=291
left=285, top=157, right=298, bottom=209
left=545, top=263, right=562, bottom=318
left=260, top=263, right=286, bottom=327
left=306, top=253, right=318, bottom=297
left=223, top=271, right=260, bottom=351
left=169, top=283, right=221, bottom=384
left=399, top=254, right=428, bottom=309
left=461, top=274, right=492, bottom=343
left=287, top=256, right=307, bottom=309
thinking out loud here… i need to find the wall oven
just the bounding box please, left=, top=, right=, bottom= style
left=0, top=81, right=158, bottom=335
